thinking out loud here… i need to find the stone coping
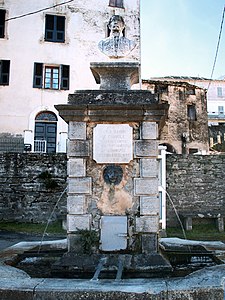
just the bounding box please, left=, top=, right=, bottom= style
left=67, top=90, right=157, bottom=105
left=0, top=238, right=224, bottom=299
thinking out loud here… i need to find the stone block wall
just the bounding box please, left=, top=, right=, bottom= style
left=1, top=152, right=225, bottom=230
left=0, top=153, right=67, bottom=223
left=166, top=154, right=225, bottom=227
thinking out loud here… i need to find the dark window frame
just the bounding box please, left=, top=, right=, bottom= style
left=0, top=9, right=6, bottom=38
left=109, top=0, right=124, bottom=8
left=187, top=104, right=197, bottom=121
left=0, top=60, right=10, bottom=85
left=33, top=63, right=69, bottom=90
left=45, top=14, right=65, bottom=43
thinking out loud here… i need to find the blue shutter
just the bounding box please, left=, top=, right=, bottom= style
left=33, top=63, right=43, bottom=88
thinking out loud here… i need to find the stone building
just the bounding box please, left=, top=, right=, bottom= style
left=150, top=76, right=225, bottom=150
left=141, top=79, right=209, bottom=154
left=0, top=0, right=140, bottom=153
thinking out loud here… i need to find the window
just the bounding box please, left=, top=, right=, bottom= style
left=187, top=104, right=197, bottom=121
left=45, top=14, right=65, bottom=43
left=217, top=87, right=222, bottom=97
left=0, top=10, right=6, bottom=38
left=109, top=0, right=124, bottom=8
left=218, top=106, right=224, bottom=115
left=186, top=87, right=195, bottom=95
left=44, top=66, right=59, bottom=89
left=155, top=84, right=168, bottom=94
left=33, top=63, right=69, bottom=90
left=189, top=148, right=198, bottom=154
left=0, top=60, right=10, bottom=85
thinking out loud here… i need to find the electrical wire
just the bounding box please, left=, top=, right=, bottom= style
left=5, top=0, right=75, bottom=22
left=207, top=5, right=225, bottom=90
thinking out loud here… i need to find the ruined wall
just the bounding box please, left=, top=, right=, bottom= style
left=142, top=81, right=209, bottom=154
left=0, top=153, right=67, bottom=223
left=166, top=154, right=225, bottom=227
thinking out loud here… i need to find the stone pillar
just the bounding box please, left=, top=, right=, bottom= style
left=134, top=122, right=159, bottom=252
left=67, top=121, right=92, bottom=252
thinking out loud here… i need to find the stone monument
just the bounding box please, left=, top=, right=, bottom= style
left=55, top=14, right=171, bottom=278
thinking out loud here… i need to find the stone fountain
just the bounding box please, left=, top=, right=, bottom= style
left=55, top=14, right=170, bottom=278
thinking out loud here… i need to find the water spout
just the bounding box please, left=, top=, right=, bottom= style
left=163, top=188, right=187, bottom=240
left=115, top=255, right=124, bottom=281
left=91, top=257, right=108, bottom=281
left=38, top=187, right=67, bottom=253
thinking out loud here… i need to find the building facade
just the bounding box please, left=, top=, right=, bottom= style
left=141, top=79, right=209, bottom=154
left=0, top=0, right=140, bottom=153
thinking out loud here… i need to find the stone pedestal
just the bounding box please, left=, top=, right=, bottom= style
left=90, top=62, right=139, bottom=90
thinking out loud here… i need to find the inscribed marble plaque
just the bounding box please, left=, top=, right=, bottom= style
left=93, top=124, right=133, bottom=163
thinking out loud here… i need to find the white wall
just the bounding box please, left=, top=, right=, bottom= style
left=0, top=0, right=140, bottom=150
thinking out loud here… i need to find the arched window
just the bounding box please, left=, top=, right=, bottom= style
left=34, top=111, right=57, bottom=153
left=109, top=0, right=124, bottom=8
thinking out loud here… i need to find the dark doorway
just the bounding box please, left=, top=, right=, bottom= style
left=34, top=111, right=57, bottom=153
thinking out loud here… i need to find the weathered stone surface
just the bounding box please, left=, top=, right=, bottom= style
left=134, top=140, right=158, bottom=157
left=136, top=216, right=159, bottom=233
left=67, top=214, right=91, bottom=232
left=166, top=154, right=225, bottom=227
left=68, top=122, right=86, bottom=140
left=140, top=159, right=158, bottom=177
left=0, top=153, right=67, bottom=224
left=68, top=177, right=92, bottom=194
left=67, top=90, right=157, bottom=105
left=141, top=233, right=158, bottom=253
left=141, top=122, right=158, bottom=140
left=68, top=158, right=86, bottom=177
left=134, top=178, right=158, bottom=196
left=140, top=196, right=160, bottom=215
left=67, top=195, right=86, bottom=214
left=68, top=140, right=90, bottom=157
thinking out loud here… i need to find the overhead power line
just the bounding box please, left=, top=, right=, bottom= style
left=5, top=0, right=75, bottom=22
left=208, top=5, right=225, bottom=90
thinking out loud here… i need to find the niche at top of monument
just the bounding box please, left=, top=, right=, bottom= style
left=98, top=15, right=136, bottom=58
left=93, top=124, right=133, bottom=164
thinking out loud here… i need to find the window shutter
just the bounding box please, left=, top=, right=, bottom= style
left=56, top=16, right=65, bottom=42
left=0, top=10, right=6, bottom=38
left=60, top=65, right=69, bottom=90
left=33, top=63, right=43, bottom=88
left=0, top=60, right=10, bottom=85
left=109, top=0, right=124, bottom=8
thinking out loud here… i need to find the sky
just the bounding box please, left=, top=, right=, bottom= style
left=140, top=0, right=225, bottom=80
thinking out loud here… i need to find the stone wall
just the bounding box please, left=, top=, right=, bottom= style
left=0, top=153, right=67, bottom=223
left=166, top=154, right=225, bottom=227
left=1, top=153, right=225, bottom=229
